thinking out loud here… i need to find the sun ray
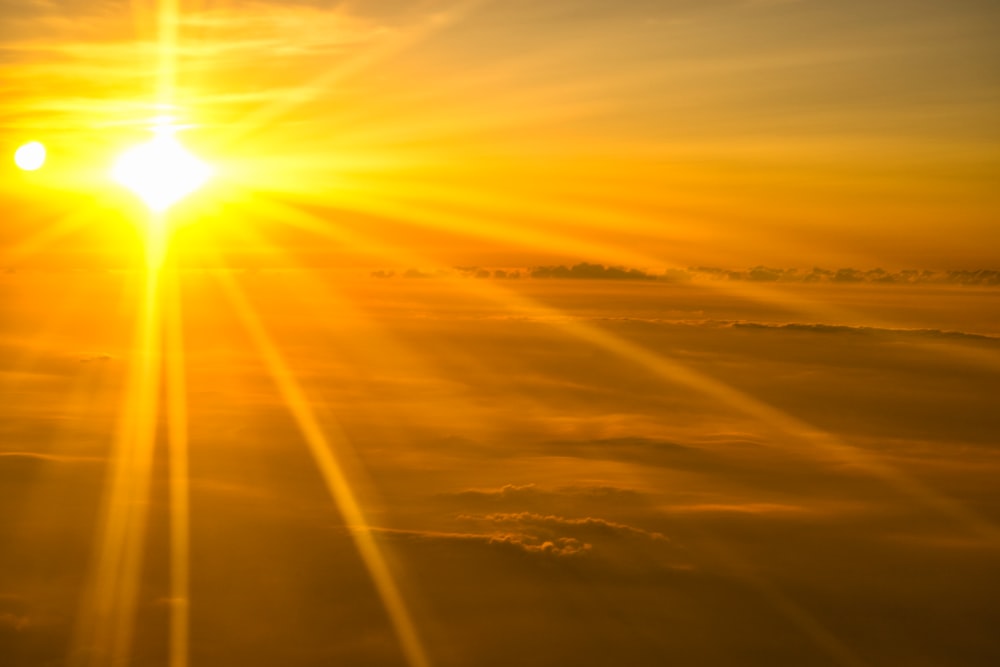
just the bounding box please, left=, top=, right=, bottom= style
left=164, top=269, right=191, bottom=667
left=216, top=194, right=1000, bottom=664
left=72, top=241, right=164, bottom=667
left=262, top=185, right=831, bottom=319
left=251, top=195, right=1000, bottom=548
left=0, top=209, right=99, bottom=266
left=271, top=180, right=1000, bottom=375
left=273, top=188, right=660, bottom=271
left=157, top=0, right=179, bottom=104
left=213, top=267, right=431, bottom=667
left=3, top=0, right=996, bottom=664
left=215, top=198, right=536, bottom=456
left=677, top=520, right=867, bottom=667
left=249, top=195, right=1000, bottom=667
left=216, top=0, right=488, bottom=148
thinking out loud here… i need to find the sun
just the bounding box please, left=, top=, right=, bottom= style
left=14, top=141, right=47, bottom=171
left=112, top=125, right=213, bottom=213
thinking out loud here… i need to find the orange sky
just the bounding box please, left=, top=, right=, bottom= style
left=2, top=3, right=1000, bottom=667
left=3, top=271, right=1000, bottom=666
left=2, top=0, right=999, bottom=269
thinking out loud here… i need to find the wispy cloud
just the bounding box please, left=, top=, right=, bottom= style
left=353, top=525, right=593, bottom=558
left=463, top=511, right=668, bottom=541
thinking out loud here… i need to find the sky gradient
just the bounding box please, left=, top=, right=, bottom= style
left=3, top=0, right=1000, bottom=268
left=1, top=2, right=999, bottom=666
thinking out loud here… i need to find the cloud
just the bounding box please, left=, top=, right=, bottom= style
left=487, top=533, right=591, bottom=557
left=348, top=499, right=672, bottom=565
left=443, top=483, right=652, bottom=515
left=0, top=612, right=29, bottom=631
left=729, top=321, right=1000, bottom=342
left=450, top=482, right=545, bottom=502
left=465, top=511, right=668, bottom=541
left=368, top=264, right=1000, bottom=286
left=78, top=353, right=113, bottom=363
left=354, top=525, right=593, bottom=558
left=692, top=266, right=1000, bottom=286
left=0, top=451, right=103, bottom=464
left=0, top=595, right=30, bottom=632
left=663, top=502, right=809, bottom=515
left=530, top=263, right=656, bottom=280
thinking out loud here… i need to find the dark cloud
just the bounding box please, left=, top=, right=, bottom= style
left=366, top=264, right=1000, bottom=286
left=530, top=263, right=656, bottom=280
left=729, top=320, right=1000, bottom=341
left=695, top=266, right=1000, bottom=286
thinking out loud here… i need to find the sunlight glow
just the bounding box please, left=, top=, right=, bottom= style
left=112, top=128, right=212, bottom=213
left=74, top=264, right=164, bottom=667
left=4, top=0, right=996, bottom=664
left=14, top=141, right=46, bottom=171
left=257, top=196, right=1000, bottom=549
left=164, top=275, right=191, bottom=667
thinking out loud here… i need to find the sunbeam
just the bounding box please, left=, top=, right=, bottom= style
left=3, top=1, right=999, bottom=666
left=164, top=271, right=191, bottom=667
left=72, top=246, right=164, bottom=667
left=215, top=269, right=432, bottom=667
left=215, top=0, right=489, bottom=149
left=252, top=195, right=1000, bottom=547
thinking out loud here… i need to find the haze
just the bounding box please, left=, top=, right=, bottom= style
left=1, top=1, right=998, bottom=666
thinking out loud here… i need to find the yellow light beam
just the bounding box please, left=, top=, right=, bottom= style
left=260, top=196, right=1000, bottom=548
left=73, top=238, right=164, bottom=667
left=157, top=0, right=179, bottom=104
left=0, top=209, right=94, bottom=266
left=219, top=0, right=487, bottom=147
left=228, top=198, right=874, bottom=666
left=680, top=524, right=866, bottom=667
left=276, top=181, right=1000, bottom=370
left=215, top=270, right=431, bottom=667
left=110, top=248, right=165, bottom=667
left=230, top=195, right=997, bottom=666
left=165, top=269, right=191, bottom=667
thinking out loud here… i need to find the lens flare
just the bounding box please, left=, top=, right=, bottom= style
left=14, top=141, right=46, bottom=171
left=112, top=128, right=212, bottom=213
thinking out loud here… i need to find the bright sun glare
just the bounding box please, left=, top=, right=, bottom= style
left=14, top=141, right=46, bottom=171
left=112, top=126, right=213, bottom=213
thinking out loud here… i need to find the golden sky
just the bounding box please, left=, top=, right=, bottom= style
left=2, top=0, right=999, bottom=269
left=2, top=2, right=1000, bottom=667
